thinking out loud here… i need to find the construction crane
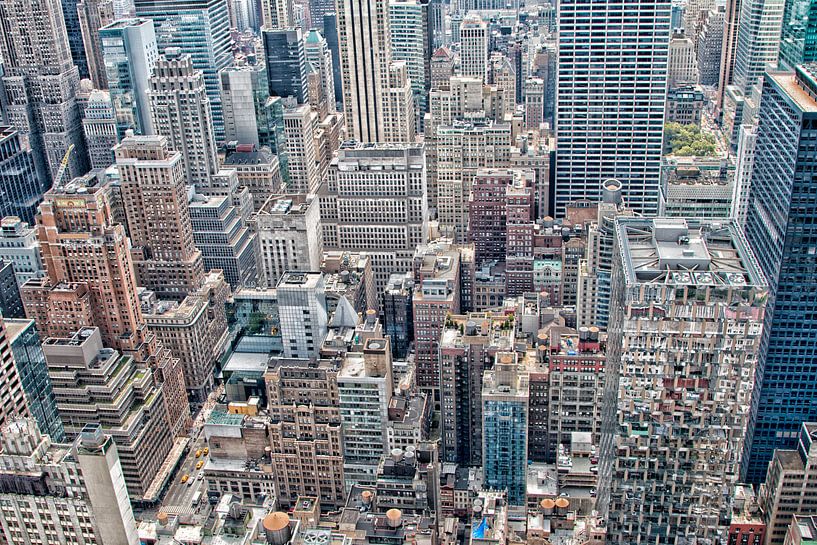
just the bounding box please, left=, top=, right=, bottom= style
left=53, top=144, right=75, bottom=189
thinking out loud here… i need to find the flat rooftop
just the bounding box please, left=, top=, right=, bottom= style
left=615, top=218, right=766, bottom=288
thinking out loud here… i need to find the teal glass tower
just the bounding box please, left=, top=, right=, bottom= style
left=780, top=0, right=817, bottom=69
left=481, top=353, right=529, bottom=506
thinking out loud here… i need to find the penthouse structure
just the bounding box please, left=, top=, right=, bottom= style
left=600, top=218, right=768, bottom=543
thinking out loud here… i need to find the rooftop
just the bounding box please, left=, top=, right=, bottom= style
left=615, top=218, right=766, bottom=288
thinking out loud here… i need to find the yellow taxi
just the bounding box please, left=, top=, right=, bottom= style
left=195, top=449, right=202, bottom=458
left=180, top=474, right=189, bottom=484
left=203, top=447, right=209, bottom=456
left=196, top=460, right=204, bottom=470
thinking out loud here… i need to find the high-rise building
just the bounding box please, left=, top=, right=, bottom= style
left=255, top=194, right=322, bottom=286
left=390, top=0, right=429, bottom=128
left=44, top=327, right=177, bottom=502
left=82, top=90, right=120, bottom=170
left=320, top=143, right=427, bottom=291
left=732, top=0, right=785, bottom=94
left=381, top=272, right=414, bottom=360
left=758, top=422, right=817, bottom=545
left=0, top=419, right=139, bottom=545
left=459, top=15, right=489, bottom=82
left=143, top=271, right=229, bottom=402
left=77, top=0, right=115, bottom=88
left=223, top=146, right=284, bottom=211
left=439, top=313, right=515, bottom=467
left=263, top=28, right=308, bottom=104
left=266, top=357, right=346, bottom=508
left=716, top=0, right=742, bottom=113
left=336, top=0, right=412, bottom=142
left=261, top=0, right=293, bottom=27
left=732, top=123, right=758, bottom=228
left=134, top=0, right=233, bottom=141
left=322, top=13, right=343, bottom=106
left=20, top=173, right=190, bottom=436
left=0, top=217, right=45, bottom=286
left=99, top=18, right=159, bottom=136
left=696, top=7, right=725, bottom=86
left=0, top=261, right=23, bottom=318
left=148, top=50, right=219, bottom=188
left=668, top=31, right=699, bottom=87
left=482, top=352, right=529, bottom=506
left=220, top=62, right=277, bottom=148
left=412, top=241, right=464, bottom=391
left=600, top=217, right=767, bottom=543
left=0, top=127, right=43, bottom=226
left=283, top=104, right=320, bottom=194
left=3, top=318, right=64, bottom=441
left=304, top=29, right=338, bottom=116
left=779, top=0, right=817, bottom=69
left=278, top=272, right=329, bottom=359
left=0, top=0, right=89, bottom=183
left=115, top=135, right=205, bottom=300
left=338, top=338, right=393, bottom=488
left=0, top=315, right=30, bottom=432
left=554, top=0, right=671, bottom=217
left=743, top=66, right=817, bottom=483
left=189, top=194, right=259, bottom=288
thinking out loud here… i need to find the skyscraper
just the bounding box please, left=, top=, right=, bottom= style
left=779, top=0, right=817, bottom=69
left=336, top=0, right=413, bottom=142
left=20, top=172, right=191, bottom=435
left=62, top=0, right=90, bottom=79
left=304, top=29, right=337, bottom=115
left=99, top=18, right=159, bottom=137
left=220, top=62, right=274, bottom=147
left=44, top=327, right=177, bottom=502
left=77, top=0, right=115, bottom=89
left=0, top=315, right=30, bottom=431
left=716, top=0, right=742, bottom=114
left=262, top=28, right=308, bottom=104
left=283, top=104, right=320, bottom=194
left=148, top=50, right=219, bottom=188
left=277, top=272, right=329, bottom=359
left=732, top=0, right=785, bottom=94
left=319, top=143, right=428, bottom=291
left=0, top=127, right=43, bottom=226
left=390, top=0, right=429, bottom=128
left=134, top=0, right=233, bottom=141
left=261, top=0, right=293, bottom=27
left=554, top=0, right=671, bottom=217
left=115, top=135, right=205, bottom=300
left=743, top=66, right=817, bottom=483
left=600, top=217, right=767, bottom=543
left=0, top=0, right=89, bottom=183
left=459, top=15, right=489, bottom=82
left=82, top=90, right=119, bottom=170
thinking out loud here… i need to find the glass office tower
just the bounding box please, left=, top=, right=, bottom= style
left=743, top=65, right=817, bottom=483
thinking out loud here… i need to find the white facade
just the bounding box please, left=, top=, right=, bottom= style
left=731, top=123, right=758, bottom=229
left=255, top=195, right=322, bottom=287
left=0, top=217, right=44, bottom=285
left=459, top=15, right=489, bottom=82
left=277, top=272, right=329, bottom=359
left=732, top=0, right=785, bottom=94
left=668, top=33, right=698, bottom=86
left=283, top=105, right=320, bottom=194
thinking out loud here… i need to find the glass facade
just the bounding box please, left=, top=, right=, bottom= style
left=62, top=0, right=90, bottom=79
left=7, top=320, right=65, bottom=442
left=0, top=128, right=43, bottom=226
left=482, top=399, right=528, bottom=505
left=743, top=66, right=817, bottom=483
left=134, top=0, right=233, bottom=141
left=262, top=28, right=308, bottom=105
left=779, top=0, right=817, bottom=69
